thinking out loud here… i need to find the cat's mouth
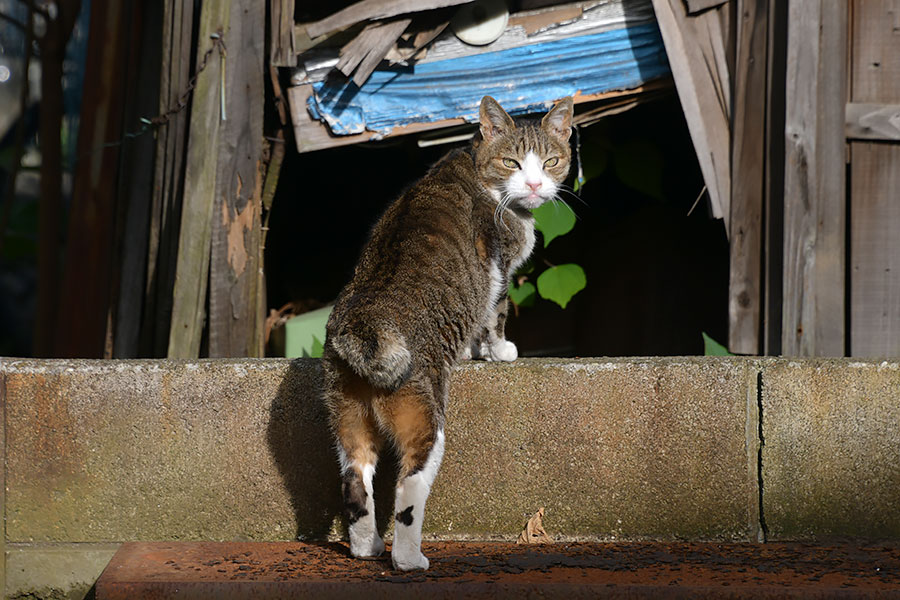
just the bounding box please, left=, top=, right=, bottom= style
left=518, top=193, right=547, bottom=209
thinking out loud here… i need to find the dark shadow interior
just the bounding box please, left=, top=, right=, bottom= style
left=265, top=95, right=729, bottom=357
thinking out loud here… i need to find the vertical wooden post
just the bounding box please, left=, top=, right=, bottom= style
left=167, top=0, right=232, bottom=358
left=781, top=0, right=847, bottom=356
left=143, top=0, right=196, bottom=357
left=208, top=0, right=266, bottom=358
left=728, top=0, right=768, bottom=354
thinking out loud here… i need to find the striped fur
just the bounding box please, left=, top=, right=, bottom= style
left=321, top=96, right=573, bottom=571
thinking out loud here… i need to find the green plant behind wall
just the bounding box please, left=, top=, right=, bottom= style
left=509, top=201, right=586, bottom=311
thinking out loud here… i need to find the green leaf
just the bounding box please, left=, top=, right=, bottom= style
left=532, top=202, right=576, bottom=248
left=310, top=335, right=324, bottom=358
left=702, top=332, right=732, bottom=356
left=508, top=281, right=536, bottom=307
left=536, top=263, right=586, bottom=309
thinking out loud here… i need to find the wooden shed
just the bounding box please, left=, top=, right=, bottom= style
left=50, top=0, right=898, bottom=359
left=277, top=0, right=899, bottom=358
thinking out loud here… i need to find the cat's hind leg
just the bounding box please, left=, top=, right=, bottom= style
left=377, top=386, right=445, bottom=571
left=332, top=388, right=385, bottom=559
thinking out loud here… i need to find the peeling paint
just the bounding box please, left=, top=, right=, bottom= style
left=222, top=193, right=256, bottom=278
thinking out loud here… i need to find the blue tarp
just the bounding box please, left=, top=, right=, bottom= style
left=307, top=22, right=670, bottom=136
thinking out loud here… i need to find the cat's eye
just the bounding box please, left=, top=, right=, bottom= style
left=543, top=157, right=560, bottom=168
left=502, top=158, right=520, bottom=169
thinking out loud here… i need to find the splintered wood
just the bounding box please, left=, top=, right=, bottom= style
left=337, top=18, right=412, bottom=86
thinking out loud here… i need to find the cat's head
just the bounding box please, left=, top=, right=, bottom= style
left=473, top=95, right=573, bottom=211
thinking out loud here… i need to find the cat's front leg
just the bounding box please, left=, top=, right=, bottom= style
left=480, top=297, right=518, bottom=362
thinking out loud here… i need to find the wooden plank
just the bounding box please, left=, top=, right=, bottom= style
left=143, top=0, right=195, bottom=357
left=846, top=103, right=900, bottom=140
left=781, top=0, right=847, bottom=356
left=650, top=0, right=731, bottom=225
left=728, top=0, right=767, bottom=355
left=143, top=0, right=175, bottom=357
left=850, top=143, right=900, bottom=356
left=167, top=0, right=231, bottom=359
left=270, top=0, right=295, bottom=67
left=208, top=0, right=266, bottom=358
left=848, top=0, right=900, bottom=357
left=850, top=0, right=900, bottom=103
left=305, top=0, right=471, bottom=39
left=347, top=18, right=411, bottom=86
left=685, top=0, right=729, bottom=14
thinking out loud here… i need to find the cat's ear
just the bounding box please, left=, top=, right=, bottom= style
left=479, top=96, right=515, bottom=141
left=541, top=97, right=574, bottom=141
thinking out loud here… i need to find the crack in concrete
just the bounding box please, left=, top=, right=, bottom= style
left=756, top=369, right=769, bottom=542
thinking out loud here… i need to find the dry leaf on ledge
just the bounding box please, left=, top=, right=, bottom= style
left=516, top=507, right=553, bottom=544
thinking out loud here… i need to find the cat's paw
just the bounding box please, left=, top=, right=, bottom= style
left=488, top=339, right=518, bottom=362
left=459, top=345, right=473, bottom=360
left=350, top=534, right=385, bottom=559
left=392, top=548, right=430, bottom=571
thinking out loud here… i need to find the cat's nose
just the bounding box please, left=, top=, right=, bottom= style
left=527, top=181, right=542, bottom=191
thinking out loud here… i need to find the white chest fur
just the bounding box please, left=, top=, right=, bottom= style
left=511, top=220, right=536, bottom=275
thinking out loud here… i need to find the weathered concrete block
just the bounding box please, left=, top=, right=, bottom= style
left=0, top=357, right=759, bottom=547
left=761, top=359, right=900, bottom=540
left=5, top=543, right=119, bottom=600
left=3, top=359, right=331, bottom=543
left=437, top=358, right=760, bottom=541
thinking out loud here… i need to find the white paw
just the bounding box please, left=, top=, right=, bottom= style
left=488, top=339, right=518, bottom=362
left=350, top=533, right=385, bottom=559
left=459, top=345, right=473, bottom=360
left=392, top=548, right=429, bottom=571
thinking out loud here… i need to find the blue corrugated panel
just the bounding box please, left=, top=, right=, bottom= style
left=307, top=22, right=670, bottom=136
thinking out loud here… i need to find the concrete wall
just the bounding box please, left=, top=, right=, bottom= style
left=1, top=357, right=898, bottom=598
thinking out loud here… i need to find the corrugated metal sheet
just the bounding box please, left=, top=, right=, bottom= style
left=307, top=23, right=669, bottom=136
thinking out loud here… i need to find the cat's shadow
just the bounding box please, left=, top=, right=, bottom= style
left=268, top=358, right=399, bottom=541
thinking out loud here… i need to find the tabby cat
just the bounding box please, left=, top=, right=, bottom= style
left=321, top=95, right=573, bottom=571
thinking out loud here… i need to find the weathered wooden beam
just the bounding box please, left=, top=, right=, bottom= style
left=208, top=0, right=266, bottom=358
left=685, top=0, right=729, bottom=14
left=143, top=0, right=196, bottom=357
left=728, top=0, right=767, bottom=355
left=650, top=0, right=732, bottom=225
left=846, top=103, right=900, bottom=141
left=342, top=18, right=411, bottom=87
left=305, top=0, right=472, bottom=39
left=167, top=0, right=231, bottom=359
left=781, top=0, right=847, bottom=356
left=270, top=0, right=296, bottom=67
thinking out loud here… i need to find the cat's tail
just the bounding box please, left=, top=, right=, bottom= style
left=330, top=320, right=412, bottom=391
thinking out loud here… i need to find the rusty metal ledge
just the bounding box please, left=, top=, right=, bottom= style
left=95, top=541, right=900, bottom=599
